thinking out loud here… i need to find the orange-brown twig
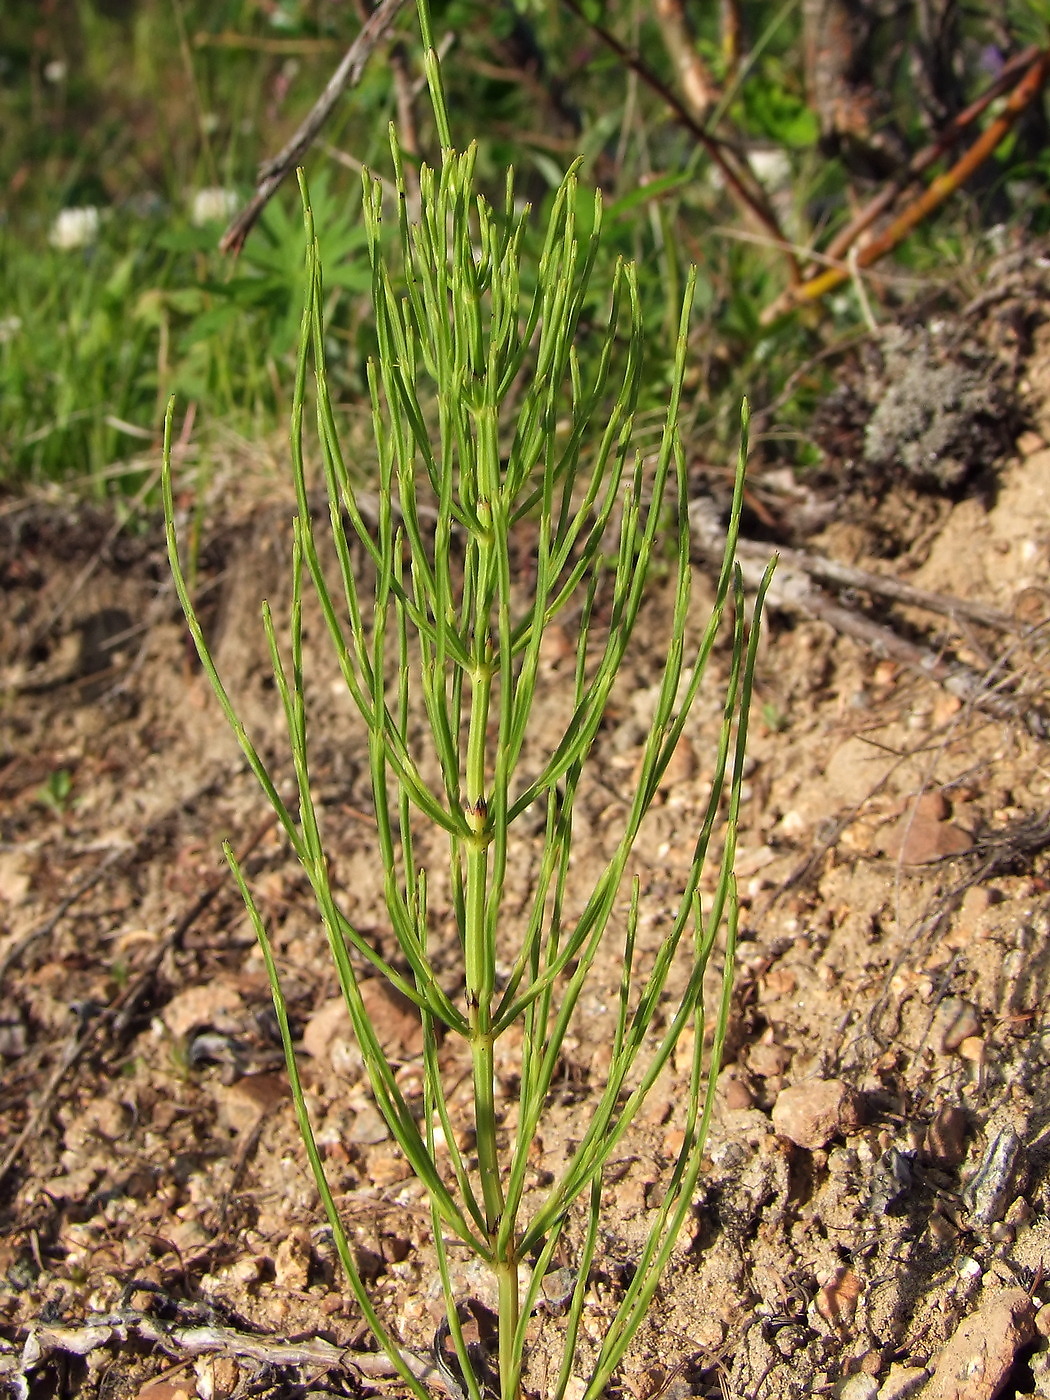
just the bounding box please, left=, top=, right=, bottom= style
left=562, top=0, right=802, bottom=286
left=762, top=46, right=1050, bottom=324
left=822, top=43, right=1044, bottom=267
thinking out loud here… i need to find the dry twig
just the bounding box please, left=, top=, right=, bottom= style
left=762, top=46, right=1050, bottom=322
left=219, top=0, right=410, bottom=256
left=561, top=0, right=801, bottom=285
left=689, top=501, right=1048, bottom=736
left=13, top=1309, right=458, bottom=1398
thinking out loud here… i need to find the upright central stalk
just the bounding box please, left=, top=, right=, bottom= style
left=464, top=655, right=504, bottom=1233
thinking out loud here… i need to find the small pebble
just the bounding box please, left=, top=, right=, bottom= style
left=934, top=998, right=981, bottom=1054
left=835, top=1376, right=877, bottom=1400
left=748, top=1041, right=793, bottom=1078
left=772, top=1078, right=863, bottom=1150
left=885, top=809, right=973, bottom=864
left=717, top=1067, right=755, bottom=1110
left=924, top=1105, right=969, bottom=1168
left=963, top=1125, right=1025, bottom=1228
left=877, top=1364, right=931, bottom=1399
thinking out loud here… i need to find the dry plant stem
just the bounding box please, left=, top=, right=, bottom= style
left=20, top=1314, right=454, bottom=1395
left=219, top=0, right=410, bottom=255
left=561, top=0, right=801, bottom=285
left=822, top=42, right=1044, bottom=267
left=654, top=0, right=720, bottom=120
left=691, top=508, right=1043, bottom=733
left=762, top=46, right=1050, bottom=322
left=736, top=536, right=1019, bottom=635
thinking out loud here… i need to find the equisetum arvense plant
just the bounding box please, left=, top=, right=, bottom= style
left=164, top=8, right=772, bottom=1397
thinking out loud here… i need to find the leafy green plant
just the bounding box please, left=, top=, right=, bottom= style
left=36, top=768, right=73, bottom=817
left=164, top=8, right=771, bottom=1396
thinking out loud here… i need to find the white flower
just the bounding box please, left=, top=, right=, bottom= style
left=49, top=206, right=101, bottom=250
left=747, top=149, right=792, bottom=190
left=0, top=316, right=22, bottom=343
left=191, top=187, right=239, bottom=227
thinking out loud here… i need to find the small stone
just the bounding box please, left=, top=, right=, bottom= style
left=135, top=1383, right=193, bottom=1400
left=963, top=1125, right=1025, bottom=1228
left=168, top=1219, right=210, bottom=1254
left=815, top=1266, right=863, bottom=1332
left=194, top=1355, right=239, bottom=1400
left=369, top=1152, right=411, bottom=1187
left=1035, top=1303, right=1050, bottom=1339
left=958, top=885, right=993, bottom=929
left=163, top=980, right=245, bottom=1039
left=884, top=809, right=974, bottom=864
left=346, top=1103, right=390, bottom=1146
left=83, top=1096, right=129, bottom=1140
left=214, top=1073, right=286, bottom=1135
left=748, top=1041, right=792, bottom=1078
left=663, top=736, right=697, bottom=786
left=925, top=1288, right=1035, bottom=1400
left=772, top=1079, right=863, bottom=1150
left=718, top=1067, right=754, bottom=1110
left=924, top=1105, right=969, bottom=1168
left=0, top=852, right=31, bottom=905
left=359, top=979, right=424, bottom=1059
left=302, top=997, right=351, bottom=1060
left=229, top=1256, right=264, bottom=1284
left=934, top=998, right=981, bottom=1054
left=274, top=1230, right=311, bottom=1291
left=834, top=1377, right=876, bottom=1400
left=957, top=1036, right=985, bottom=1063
left=915, top=791, right=951, bottom=821
left=877, top=1365, right=931, bottom=1399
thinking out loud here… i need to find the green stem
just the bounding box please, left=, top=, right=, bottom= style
left=497, top=1250, right=522, bottom=1400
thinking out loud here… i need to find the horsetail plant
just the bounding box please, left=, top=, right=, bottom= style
left=163, top=12, right=773, bottom=1397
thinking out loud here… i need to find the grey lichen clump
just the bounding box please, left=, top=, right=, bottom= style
left=863, top=325, right=1014, bottom=489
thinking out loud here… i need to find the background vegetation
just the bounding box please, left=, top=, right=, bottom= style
left=2, top=0, right=1048, bottom=498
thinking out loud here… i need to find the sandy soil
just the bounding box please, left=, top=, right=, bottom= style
left=2, top=259, right=1050, bottom=1400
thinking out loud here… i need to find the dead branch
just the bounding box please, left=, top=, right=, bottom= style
left=762, top=46, right=1050, bottom=323
left=561, top=0, right=801, bottom=285
left=689, top=500, right=1048, bottom=736
left=219, top=0, right=411, bottom=256
left=821, top=43, right=1044, bottom=268
left=15, top=1309, right=458, bottom=1398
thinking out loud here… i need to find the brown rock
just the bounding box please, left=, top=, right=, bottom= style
left=274, top=1230, right=311, bottom=1291
left=814, top=1265, right=862, bottom=1331
left=924, top=1105, right=970, bottom=1168
left=359, top=979, right=424, bottom=1059
left=878, top=1365, right=932, bottom=1399
left=301, top=995, right=363, bottom=1077
left=717, top=1066, right=754, bottom=1110
left=925, top=1288, right=1035, bottom=1400
left=884, top=811, right=974, bottom=865
left=934, top=998, right=982, bottom=1054
left=915, top=791, right=951, bottom=821
left=369, top=1152, right=412, bottom=1187
left=772, top=1079, right=863, bottom=1149
left=346, top=1102, right=390, bottom=1145
left=747, top=1041, right=792, bottom=1079
left=214, top=1073, right=287, bottom=1134
left=163, top=980, right=245, bottom=1039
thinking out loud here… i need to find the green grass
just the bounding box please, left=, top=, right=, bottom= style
left=2, top=1, right=1047, bottom=496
